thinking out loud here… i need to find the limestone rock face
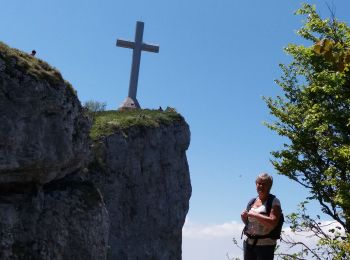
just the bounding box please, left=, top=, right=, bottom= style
left=0, top=175, right=109, bottom=260
left=88, top=119, right=191, bottom=260
left=0, top=43, right=90, bottom=184
left=0, top=43, right=109, bottom=259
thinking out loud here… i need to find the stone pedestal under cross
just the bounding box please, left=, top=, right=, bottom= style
left=117, top=21, right=159, bottom=110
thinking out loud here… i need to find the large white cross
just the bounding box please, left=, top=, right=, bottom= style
left=117, top=21, right=159, bottom=109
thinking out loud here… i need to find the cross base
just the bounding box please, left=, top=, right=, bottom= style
left=118, top=97, right=141, bottom=110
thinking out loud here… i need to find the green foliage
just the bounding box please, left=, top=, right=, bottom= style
left=89, top=108, right=182, bottom=140
left=276, top=202, right=349, bottom=259
left=264, top=3, right=350, bottom=259
left=0, top=41, right=77, bottom=96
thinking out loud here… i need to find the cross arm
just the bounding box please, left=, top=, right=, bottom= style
left=142, top=43, right=159, bottom=53
left=116, top=39, right=135, bottom=49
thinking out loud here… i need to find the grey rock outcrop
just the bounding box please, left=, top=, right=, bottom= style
left=0, top=42, right=109, bottom=259
left=0, top=175, right=109, bottom=260
left=0, top=42, right=90, bottom=184
left=88, top=119, right=191, bottom=260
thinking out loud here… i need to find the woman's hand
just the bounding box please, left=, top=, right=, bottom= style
left=247, top=211, right=257, bottom=218
left=241, top=210, right=249, bottom=224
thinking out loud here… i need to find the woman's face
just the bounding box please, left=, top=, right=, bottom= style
left=255, top=178, right=270, bottom=197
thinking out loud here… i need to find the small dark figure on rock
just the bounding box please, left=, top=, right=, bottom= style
left=31, top=50, right=36, bottom=56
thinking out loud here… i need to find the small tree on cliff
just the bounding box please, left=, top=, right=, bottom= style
left=84, top=100, right=107, bottom=112
left=264, top=3, right=350, bottom=258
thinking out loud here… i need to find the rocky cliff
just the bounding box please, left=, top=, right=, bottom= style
left=0, top=42, right=191, bottom=260
left=88, top=110, right=191, bottom=259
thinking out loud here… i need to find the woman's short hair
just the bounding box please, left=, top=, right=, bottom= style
left=256, top=173, right=273, bottom=190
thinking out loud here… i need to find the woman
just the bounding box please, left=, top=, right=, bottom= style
left=241, top=173, right=282, bottom=260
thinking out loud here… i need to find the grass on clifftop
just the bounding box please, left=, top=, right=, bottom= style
left=89, top=108, right=182, bottom=140
left=0, top=41, right=76, bottom=95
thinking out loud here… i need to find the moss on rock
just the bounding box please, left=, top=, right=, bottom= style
left=0, top=41, right=76, bottom=96
left=89, top=108, right=183, bottom=140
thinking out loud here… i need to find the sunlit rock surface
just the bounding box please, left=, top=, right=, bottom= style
left=0, top=42, right=90, bottom=184
left=88, top=117, right=191, bottom=260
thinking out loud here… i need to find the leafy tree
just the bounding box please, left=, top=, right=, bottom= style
left=264, top=3, right=350, bottom=259
left=83, top=100, right=107, bottom=112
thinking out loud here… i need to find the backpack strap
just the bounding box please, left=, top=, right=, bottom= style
left=265, top=194, right=276, bottom=215
left=246, top=197, right=256, bottom=211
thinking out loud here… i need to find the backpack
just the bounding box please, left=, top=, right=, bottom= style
left=242, top=194, right=284, bottom=240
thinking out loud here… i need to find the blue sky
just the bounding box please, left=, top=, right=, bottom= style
left=2, top=1, right=350, bottom=259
